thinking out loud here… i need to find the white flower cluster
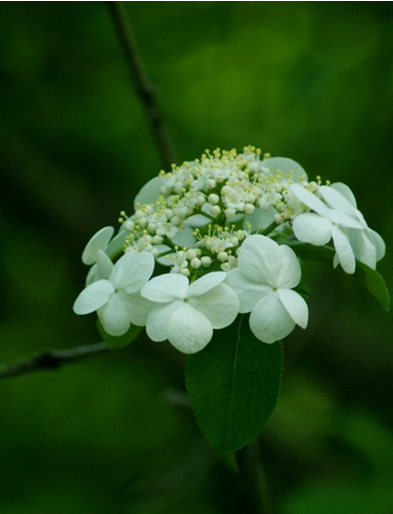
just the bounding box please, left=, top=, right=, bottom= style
left=73, top=147, right=385, bottom=354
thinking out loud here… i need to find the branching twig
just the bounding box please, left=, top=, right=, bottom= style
left=0, top=343, right=109, bottom=379
left=107, top=1, right=176, bottom=170
left=1, top=4, right=177, bottom=382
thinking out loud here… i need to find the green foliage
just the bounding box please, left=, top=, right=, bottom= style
left=186, top=315, right=283, bottom=453
left=289, top=242, right=390, bottom=311
left=355, top=261, right=390, bottom=311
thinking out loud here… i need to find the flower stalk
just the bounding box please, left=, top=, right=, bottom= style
left=235, top=440, right=271, bottom=514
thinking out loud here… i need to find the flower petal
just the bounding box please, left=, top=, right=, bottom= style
left=96, top=249, right=113, bottom=279
left=167, top=304, right=213, bottom=354
left=73, top=279, right=114, bottom=314
left=293, top=213, right=332, bottom=246
left=141, top=273, right=188, bottom=302
left=330, top=182, right=357, bottom=208
left=146, top=300, right=184, bottom=341
left=263, top=157, right=308, bottom=182
left=237, top=235, right=280, bottom=285
left=249, top=292, right=295, bottom=344
left=82, top=226, right=114, bottom=265
left=170, top=225, right=196, bottom=248
left=319, top=184, right=356, bottom=212
left=118, top=291, right=153, bottom=326
left=332, top=226, right=355, bottom=274
left=106, top=230, right=127, bottom=259
left=111, top=251, right=154, bottom=293
left=277, top=289, right=308, bottom=329
left=291, top=184, right=329, bottom=217
left=183, top=214, right=212, bottom=227
left=275, top=245, right=301, bottom=289
left=134, top=176, right=165, bottom=208
left=369, top=229, right=386, bottom=262
left=243, top=206, right=277, bottom=232
left=330, top=209, right=363, bottom=229
left=97, top=293, right=130, bottom=336
left=187, top=272, right=226, bottom=297
left=225, top=268, right=272, bottom=313
left=189, top=283, right=239, bottom=329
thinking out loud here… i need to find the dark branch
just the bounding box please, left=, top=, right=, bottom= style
left=107, top=1, right=176, bottom=170
left=0, top=342, right=109, bottom=379
left=235, top=440, right=271, bottom=514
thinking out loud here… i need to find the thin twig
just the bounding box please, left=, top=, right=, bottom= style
left=107, top=1, right=176, bottom=170
left=0, top=343, right=109, bottom=379
left=235, top=440, right=271, bottom=514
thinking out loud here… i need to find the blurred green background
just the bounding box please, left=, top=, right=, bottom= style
left=1, top=2, right=393, bottom=513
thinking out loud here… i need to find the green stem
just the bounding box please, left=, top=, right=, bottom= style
left=234, top=440, right=271, bottom=514
left=106, top=1, right=176, bottom=170
left=261, top=221, right=278, bottom=236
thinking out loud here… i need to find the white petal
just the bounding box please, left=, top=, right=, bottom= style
left=183, top=214, right=212, bottom=227
left=106, top=230, right=127, bottom=259
left=156, top=253, right=177, bottom=267
left=243, top=206, right=277, bottom=231
left=141, top=273, right=188, bottom=302
left=145, top=300, right=183, bottom=341
left=319, top=185, right=356, bottom=213
left=97, top=294, right=130, bottom=336
left=332, top=226, right=355, bottom=274
left=329, top=183, right=357, bottom=208
left=187, top=272, right=226, bottom=297
left=277, top=289, right=308, bottom=329
left=189, top=283, right=239, bottom=329
left=170, top=225, right=196, bottom=248
left=238, top=235, right=280, bottom=285
left=118, top=291, right=153, bottom=326
left=134, top=176, right=165, bottom=208
left=249, top=292, right=295, bottom=344
left=263, top=157, right=308, bottom=182
left=293, top=213, right=332, bottom=245
left=369, top=229, right=386, bottom=262
left=96, top=250, right=113, bottom=279
left=290, top=184, right=330, bottom=217
left=73, top=279, right=114, bottom=314
left=82, top=226, right=114, bottom=265
left=330, top=209, right=364, bottom=229
left=85, top=263, right=102, bottom=286
left=225, top=268, right=272, bottom=313
left=167, top=304, right=213, bottom=354
left=275, top=245, right=301, bottom=289
left=111, top=251, right=154, bottom=293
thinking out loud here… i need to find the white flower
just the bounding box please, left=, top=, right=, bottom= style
left=140, top=272, right=239, bottom=354
left=291, top=183, right=364, bottom=274
left=73, top=251, right=155, bottom=336
left=82, top=226, right=127, bottom=285
left=319, top=183, right=386, bottom=270
left=226, top=235, right=308, bottom=343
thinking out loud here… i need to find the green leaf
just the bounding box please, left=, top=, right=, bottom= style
left=355, top=262, right=390, bottom=311
left=97, top=319, right=142, bottom=349
left=288, top=242, right=390, bottom=311
left=186, top=315, right=283, bottom=454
